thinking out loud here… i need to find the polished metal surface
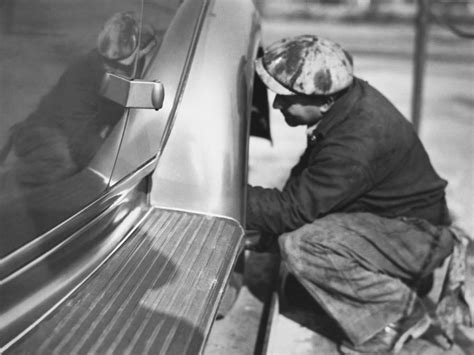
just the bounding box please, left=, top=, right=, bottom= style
left=0, top=163, right=154, bottom=350
left=0, top=0, right=143, bottom=254
left=109, top=0, right=207, bottom=185
left=2, top=0, right=260, bottom=350
left=150, top=0, right=262, bottom=223
left=100, top=73, right=165, bottom=110
left=6, top=208, right=244, bottom=355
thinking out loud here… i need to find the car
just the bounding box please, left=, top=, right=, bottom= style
left=0, top=0, right=270, bottom=353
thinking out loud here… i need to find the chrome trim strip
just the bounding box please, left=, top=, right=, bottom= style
left=3, top=199, right=124, bottom=284
left=157, top=0, right=211, bottom=151
left=1, top=208, right=153, bottom=353
left=87, top=166, right=111, bottom=182
left=108, top=0, right=209, bottom=186
left=2, top=158, right=157, bottom=278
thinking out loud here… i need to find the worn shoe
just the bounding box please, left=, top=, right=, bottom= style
left=339, top=297, right=432, bottom=354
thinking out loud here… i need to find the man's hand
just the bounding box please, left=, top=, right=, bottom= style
left=245, top=230, right=279, bottom=253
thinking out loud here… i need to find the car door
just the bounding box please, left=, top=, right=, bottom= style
left=0, top=0, right=145, bottom=256
left=108, top=0, right=207, bottom=185
left=0, top=0, right=188, bottom=349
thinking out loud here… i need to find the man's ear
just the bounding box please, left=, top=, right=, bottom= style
left=320, top=97, right=335, bottom=113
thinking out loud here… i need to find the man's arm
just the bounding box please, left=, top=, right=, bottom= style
left=246, top=151, right=374, bottom=236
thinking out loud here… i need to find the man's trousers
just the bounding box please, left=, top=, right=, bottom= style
left=278, top=212, right=454, bottom=345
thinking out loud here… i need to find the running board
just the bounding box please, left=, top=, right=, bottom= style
left=8, top=208, right=244, bottom=354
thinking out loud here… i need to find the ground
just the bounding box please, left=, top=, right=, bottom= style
left=205, top=17, right=473, bottom=355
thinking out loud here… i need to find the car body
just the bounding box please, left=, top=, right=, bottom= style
left=0, top=0, right=269, bottom=353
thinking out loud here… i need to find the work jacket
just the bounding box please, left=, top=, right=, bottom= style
left=247, top=77, right=450, bottom=237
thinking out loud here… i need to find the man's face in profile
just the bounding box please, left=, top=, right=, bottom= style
left=273, top=94, right=331, bottom=127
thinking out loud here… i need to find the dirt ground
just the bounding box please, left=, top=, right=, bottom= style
left=205, top=18, right=473, bottom=355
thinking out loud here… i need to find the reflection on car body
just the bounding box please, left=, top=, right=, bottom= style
left=0, top=10, right=159, bottom=253
left=1, top=0, right=269, bottom=353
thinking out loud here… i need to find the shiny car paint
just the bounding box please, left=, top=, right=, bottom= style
left=1, top=0, right=263, bottom=351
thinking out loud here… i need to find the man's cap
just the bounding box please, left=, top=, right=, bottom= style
left=97, top=12, right=157, bottom=65
left=97, top=12, right=139, bottom=62
left=255, top=35, right=354, bottom=96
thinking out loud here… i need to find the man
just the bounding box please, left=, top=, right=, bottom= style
left=247, top=35, right=455, bottom=354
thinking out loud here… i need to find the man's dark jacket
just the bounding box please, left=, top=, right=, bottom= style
left=247, top=77, right=450, bottom=236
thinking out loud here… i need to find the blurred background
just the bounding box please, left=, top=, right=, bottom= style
left=255, top=0, right=474, bottom=21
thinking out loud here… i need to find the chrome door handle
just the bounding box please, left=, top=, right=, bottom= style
left=100, top=72, right=165, bottom=110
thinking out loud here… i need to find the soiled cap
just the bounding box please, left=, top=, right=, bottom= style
left=256, top=35, right=354, bottom=96
left=97, top=12, right=139, bottom=61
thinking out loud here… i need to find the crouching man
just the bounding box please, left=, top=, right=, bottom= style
left=246, top=35, right=455, bottom=354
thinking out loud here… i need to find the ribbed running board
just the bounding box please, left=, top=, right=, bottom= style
left=8, top=208, right=244, bottom=355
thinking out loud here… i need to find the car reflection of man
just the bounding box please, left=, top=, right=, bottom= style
left=5, top=12, right=157, bottom=186
left=246, top=35, right=457, bottom=354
